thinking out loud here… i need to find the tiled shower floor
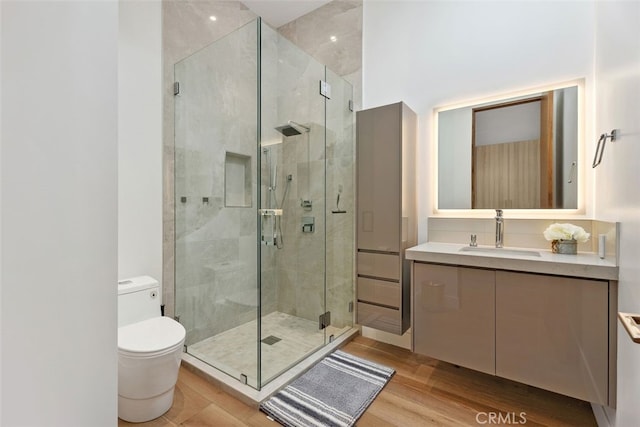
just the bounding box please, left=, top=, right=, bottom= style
left=188, top=311, right=348, bottom=388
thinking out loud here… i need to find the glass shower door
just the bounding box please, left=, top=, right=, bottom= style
left=324, top=68, right=355, bottom=341
left=258, top=23, right=327, bottom=387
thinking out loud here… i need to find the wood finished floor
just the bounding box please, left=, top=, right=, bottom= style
left=119, top=336, right=597, bottom=426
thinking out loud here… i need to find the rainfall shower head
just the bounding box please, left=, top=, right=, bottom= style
left=274, top=120, right=310, bottom=136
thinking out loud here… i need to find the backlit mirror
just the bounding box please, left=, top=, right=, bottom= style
left=437, top=82, right=580, bottom=210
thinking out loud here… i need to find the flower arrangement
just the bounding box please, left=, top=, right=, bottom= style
left=544, top=223, right=590, bottom=254
left=543, top=223, right=590, bottom=243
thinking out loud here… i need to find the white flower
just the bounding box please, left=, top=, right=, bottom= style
left=543, top=223, right=590, bottom=243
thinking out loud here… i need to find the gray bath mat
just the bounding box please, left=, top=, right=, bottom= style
left=260, top=350, right=394, bottom=427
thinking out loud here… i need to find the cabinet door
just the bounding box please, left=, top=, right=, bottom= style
left=495, top=271, right=608, bottom=405
left=414, top=263, right=495, bottom=375
left=356, top=104, right=401, bottom=252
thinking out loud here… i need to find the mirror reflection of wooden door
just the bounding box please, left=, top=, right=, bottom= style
left=472, top=92, right=553, bottom=209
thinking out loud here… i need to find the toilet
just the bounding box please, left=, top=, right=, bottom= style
left=117, top=276, right=186, bottom=423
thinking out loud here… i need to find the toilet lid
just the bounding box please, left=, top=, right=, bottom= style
left=118, top=317, right=186, bottom=354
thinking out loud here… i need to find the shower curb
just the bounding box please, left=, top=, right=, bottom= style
left=181, top=327, right=360, bottom=408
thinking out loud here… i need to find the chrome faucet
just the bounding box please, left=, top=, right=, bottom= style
left=495, top=209, right=504, bottom=248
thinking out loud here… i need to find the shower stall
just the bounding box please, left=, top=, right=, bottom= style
left=173, top=18, right=355, bottom=390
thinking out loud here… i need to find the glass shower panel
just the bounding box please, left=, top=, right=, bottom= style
left=174, top=21, right=260, bottom=388
left=259, top=23, right=327, bottom=387
left=325, top=69, right=355, bottom=341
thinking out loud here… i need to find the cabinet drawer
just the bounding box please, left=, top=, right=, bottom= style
left=357, top=252, right=399, bottom=280
left=357, top=302, right=401, bottom=335
left=357, top=277, right=401, bottom=308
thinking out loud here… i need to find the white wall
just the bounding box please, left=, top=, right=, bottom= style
left=363, top=0, right=596, bottom=241
left=593, top=1, right=640, bottom=425
left=118, top=0, right=163, bottom=284
left=1, top=1, right=118, bottom=425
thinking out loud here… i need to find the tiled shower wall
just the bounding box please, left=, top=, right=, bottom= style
left=163, top=1, right=363, bottom=336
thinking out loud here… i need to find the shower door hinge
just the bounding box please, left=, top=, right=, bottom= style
left=173, top=82, right=180, bottom=96
left=319, top=80, right=331, bottom=99
left=319, top=311, right=331, bottom=330
left=348, top=301, right=353, bottom=313
left=348, top=100, right=354, bottom=112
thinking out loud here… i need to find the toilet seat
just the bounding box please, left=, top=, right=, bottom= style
left=118, top=316, right=185, bottom=358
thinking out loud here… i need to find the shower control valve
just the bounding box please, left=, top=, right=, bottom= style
left=302, top=216, right=315, bottom=233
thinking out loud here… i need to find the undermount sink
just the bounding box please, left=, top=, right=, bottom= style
left=459, top=246, right=541, bottom=257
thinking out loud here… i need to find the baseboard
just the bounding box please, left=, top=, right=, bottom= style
left=361, top=326, right=412, bottom=349
left=591, top=403, right=613, bottom=427
left=182, top=327, right=359, bottom=407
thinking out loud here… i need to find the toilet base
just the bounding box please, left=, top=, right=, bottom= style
left=118, top=386, right=176, bottom=423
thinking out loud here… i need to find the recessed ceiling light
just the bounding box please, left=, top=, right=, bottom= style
left=209, top=16, right=217, bottom=22
left=330, top=36, right=337, bottom=42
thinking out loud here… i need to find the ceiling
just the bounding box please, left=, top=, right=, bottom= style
left=241, top=0, right=332, bottom=28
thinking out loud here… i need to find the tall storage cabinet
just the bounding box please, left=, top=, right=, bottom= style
left=356, top=102, right=417, bottom=335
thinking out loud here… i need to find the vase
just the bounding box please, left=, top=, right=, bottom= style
left=551, top=239, right=577, bottom=254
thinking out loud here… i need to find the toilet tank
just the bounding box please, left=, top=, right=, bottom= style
left=118, top=276, right=161, bottom=328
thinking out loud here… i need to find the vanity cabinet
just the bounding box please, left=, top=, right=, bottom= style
left=495, top=271, right=609, bottom=404
left=412, top=262, right=615, bottom=406
left=356, top=102, right=417, bottom=335
left=414, top=263, right=495, bottom=374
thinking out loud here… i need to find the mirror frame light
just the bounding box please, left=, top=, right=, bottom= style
left=432, top=78, right=586, bottom=219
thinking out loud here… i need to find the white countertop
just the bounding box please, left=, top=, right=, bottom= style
left=406, top=242, right=618, bottom=281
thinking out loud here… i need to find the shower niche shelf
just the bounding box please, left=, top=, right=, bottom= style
left=224, top=152, right=252, bottom=207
